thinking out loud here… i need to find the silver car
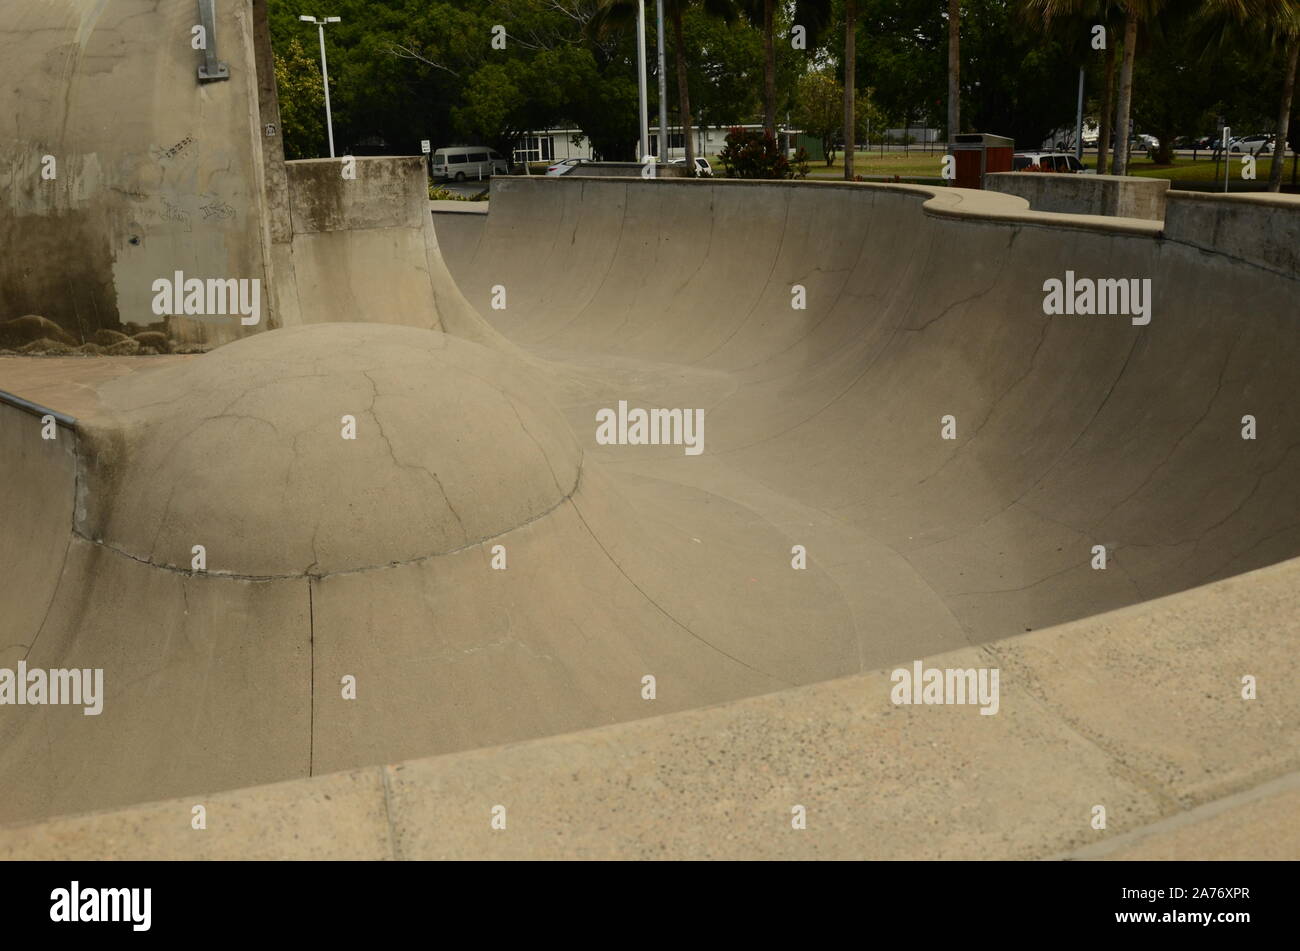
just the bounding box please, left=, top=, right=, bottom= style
left=545, top=158, right=591, bottom=176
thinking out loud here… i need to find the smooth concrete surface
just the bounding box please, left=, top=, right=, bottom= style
left=450, top=177, right=1299, bottom=650
left=2, top=554, right=1295, bottom=860
left=0, top=398, right=77, bottom=678
left=431, top=204, right=488, bottom=281
left=3, top=174, right=1297, bottom=855
left=985, top=171, right=1169, bottom=220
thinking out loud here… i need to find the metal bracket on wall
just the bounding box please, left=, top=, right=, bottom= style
left=197, top=0, right=230, bottom=82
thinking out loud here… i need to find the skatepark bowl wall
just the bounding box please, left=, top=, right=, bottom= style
left=1, top=171, right=1298, bottom=858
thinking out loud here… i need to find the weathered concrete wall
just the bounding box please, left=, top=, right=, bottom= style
left=0, top=0, right=274, bottom=346
left=288, top=158, right=427, bottom=233
left=279, top=156, right=459, bottom=329
left=984, top=171, right=1169, bottom=220
left=1163, top=191, right=1300, bottom=279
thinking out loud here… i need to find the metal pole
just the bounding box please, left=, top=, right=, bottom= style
left=636, top=0, right=650, bottom=161
left=1075, top=67, right=1085, bottom=161
left=318, top=22, right=335, bottom=158
left=656, top=0, right=668, bottom=163
left=1223, top=126, right=1231, bottom=193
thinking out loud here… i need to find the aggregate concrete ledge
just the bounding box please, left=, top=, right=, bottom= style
left=2, top=555, right=1296, bottom=861
left=428, top=200, right=490, bottom=215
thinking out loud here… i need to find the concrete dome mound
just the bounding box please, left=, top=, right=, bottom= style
left=79, top=324, right=582, bottom=577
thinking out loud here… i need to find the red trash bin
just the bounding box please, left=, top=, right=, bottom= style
left=949, top=133, right=1014, bottom=189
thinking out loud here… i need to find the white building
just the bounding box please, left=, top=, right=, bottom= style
left=514, top=124, right=800, bottom=163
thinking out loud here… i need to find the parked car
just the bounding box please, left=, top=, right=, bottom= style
left=430, top=146, right=508, bottom=181
left=1043, top=122, right=1099, bottom=152
left=545, top=158, right=591, bottom=176
left=668, top=157, right=713, bottom=177
left=1012, top=152, right=1092, bottom=173
left=1230, top=134, right=1290, bottom=155
left=1133, top=133, right=1160, bottom=150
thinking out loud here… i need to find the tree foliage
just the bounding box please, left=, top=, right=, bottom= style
left=265, top=0, right=1296, bottom=177
left=794, top=70, right=844, bottom=163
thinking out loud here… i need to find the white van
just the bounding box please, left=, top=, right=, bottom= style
left=430, top=146, right=509, bottom=181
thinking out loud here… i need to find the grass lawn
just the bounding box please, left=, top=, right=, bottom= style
left=1120, top=154, right=1298, bottom=184
left=794, top=148, right=1300, bottom=186
left=520, top=150, right=1298, bottom=188
left=804, top=151, right=947, bottom=179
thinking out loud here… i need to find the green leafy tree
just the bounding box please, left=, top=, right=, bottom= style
left=794, top=70, right=844, bottom=163
left=273, top=34, right=326, bottom=159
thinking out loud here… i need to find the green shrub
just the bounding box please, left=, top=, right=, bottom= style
left=792, top=147, right=811, bottom=180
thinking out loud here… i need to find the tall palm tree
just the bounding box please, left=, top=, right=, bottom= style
left=1203, top=0, right=1300, bottom=192
left=1096, top=25, right=1117, bottom=173
left=595, top=0, right=739, bottom=170
left=1110, top=0, right=1169, bottom=175
left=739, top=0, right=833, bottom=139
left=947, top=0, right=961, bottom=141
left=845, top=0, right=857, bottom=179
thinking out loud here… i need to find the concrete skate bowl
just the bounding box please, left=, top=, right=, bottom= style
left=2, top=175, right=1297, bottom=835
left=445, top=176, right=1300, bottom=650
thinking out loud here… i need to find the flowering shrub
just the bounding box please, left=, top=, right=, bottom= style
left=718, top=127, right=792, bottom=179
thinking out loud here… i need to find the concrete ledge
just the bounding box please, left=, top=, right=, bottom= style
left=428, top=200, right=489, bottom=215
left=566, top=163, right=691, bottom=178
left=984, top=172, right=1170, bottom=220
left=287, top=156, right=429, bottom=233
left=1163, top=190, right=1300, bottom=279
left=4, top=555, right=1296, bottom=860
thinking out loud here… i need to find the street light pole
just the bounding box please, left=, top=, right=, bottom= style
left=636, top=0, right=649, bottom=162
left=1074, top=67, right=1085, bottom=161
left=299, top=15, right=341, bottom=158
left=656, top=0, right=668, bottom=164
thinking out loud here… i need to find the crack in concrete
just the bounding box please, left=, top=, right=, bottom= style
left=361, top=368, right=469, bottom=546
left=67, top=453, right=584, bottom=582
